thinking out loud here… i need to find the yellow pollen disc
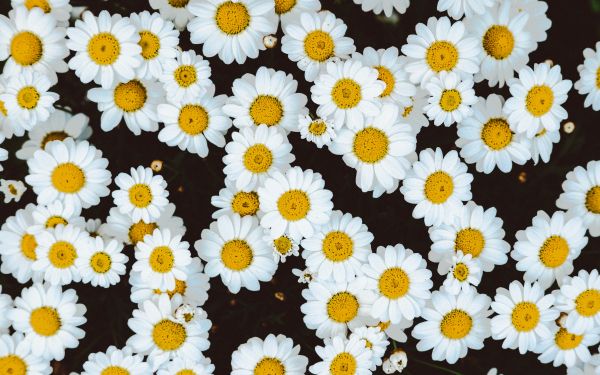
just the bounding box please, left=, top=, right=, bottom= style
left=114, top=80, right=147, bottom=113
left=174, top=65, right=197, bottom=87
left=149, top=246, right=175, bottom=273
left=440, top=309, right=472, bottom=340
left=378, top=267, right=410, bottom=299
left=10, top=31, right=43, bottom=66
left=8, top=184, right=17, bottom=195
left=375, top=66, right=395, bottom=98
left=352, top=127, right=389, bottom=164
left=585, top=186, right=600, bottom=214
left=596, top=67, right=600, bottom=90
left=101, top=366, right=130, bottom=375
left=511, top=302, right=540, bottom=332
left=90, top=252, right=112, bottom=274
left=128, top=221, right=157, bottom=245
left=452, top=263, right=469, bottom=282
left=426, top=41, right=459, bottom=72
left=525, top=85, right=554, bottom=117
left=231, top=191, right=260, bottom=216
left=277, top=190, right=310, bottom=221
left=424, top=171, right=454, bottom=204
left=439, top=89, right=462, bottom=112
left=30, top=306, right=61, bottom=336
left=40, top=131, right=68, bottom=149
left=48, top=241, right=77, bottom=268
left=483, top=25, right=515, bottom=60
left=87, top=33, right=121, bottom=66
left=16, top=86, right=40, bottom=110
left=20, top=234, right=37, bottom=261
left=481, top=118, right=513, bottom=150
left=331, top=79, right=362, bottom=109
left=25, top=0, right=51, bottom=12
left=402, top=106, right=413, bottom=118
left=308, top=120, right=327, bottom=135
left=156, top=279, right=187, bottom=298
left=0, top=100, right=7, bottom=117
left=327, top=292, right=359, bottom=323
left=139, top=31, right=160, bottom=60
left=538, top=235, right=569, bottom=268
left=243, top=144, right=273, bottom=173
left=175, top=371, right=195, bottom=375
left=254, top=357, right=285, bottom=375
left=128, top=183, right=153, bottom=208
left=168, top=0, right=189, bottom=7
left=575, top=289, right=600, bottom=317
left=221, top=239, right=253, bottom=271
left=555, top=328, right=583, bottom=350
left=0, top=355, right=27, bottom=375
left=273, top=236, right=293, bottom=255
left=274, top=0, right=296, bottom=14
left=249, top=95, right=283, bottom=127
left=329, top=352, right=357, bottom=375
left=152, top=319, right=186, bottom=351
left=303, top=30, right=335, bottom=62
left=377, top=321, right=391, bottom=331
left=215, top=1, right=250, bottom=35
left=322, top=231, right=354, bottom=262
left=454, top=228, right=485, bottom=258
left=364, top=339, right=373, bottom=349
left=45, top=216, right=67, bottom=228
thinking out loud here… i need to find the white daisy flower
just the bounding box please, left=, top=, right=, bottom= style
left=81, top=345, right=150, bottom=375
left=556, top=160, right=600, bottom=237
left=25, top=139, right=111, bottom=212
left=0, top=179, right=27, bottom=203
left=400, top=147, right=473, bottom=227
left=531, top=127, right=559, bottom=165
left=281, top=11, right=355, bottom=82
left=510, top=0, right=551, bottom=46
left=504, top=63, right=572, bottom=138
left=437, top=0, right=495, bottom=20
left=230, top=334, right=308, bottom=375
left=274, top=0, right=320, bottom=28
left=0, top=332, right=52, bottom=375
left=442, top=250, right=482, bottom=295
left=399, top=89, right=430, bottom=135
left=211, top=178, right=262, bottom=219
left=298, top=115, right=336, bottom=149
left=187, top=0, right=277, bottom=64
left=66, top=10, right=142, bottom=88
left=575, top=42, right=600, bottom=111
left=537, top=325, right=600, bottom=368
left=490, top=280, right=558, bottom=354
left=112, top=166, right=169, bottom=223
left=301, top=210, right=374, bottom=283
left=11, top=0, right=72, bottom=25
left=424, top=71, right=476, bottom=127
left=84, top=218, right=103, bottom=238
left=258, top=166, right=334, bottom=240
left=223, top=66, right=308, bottom=133
left=511, top=210, right=588, bottom=289
left=0, top=77, right=20, bottom=138
left=309, top=336, right=373, bottom=375
left=160, top=49, right=212, bottom=103
left=352, top=0, right=410, bottom=17
left=311, top=59, right=384, bottom=131
left=157, top=357, right=215, bottom=375
left=349, top=326, right=389, bottom=370
left=149, top=0, right=194, bottom=30
left=382, top=349, right=408, bottom=374
left=567, top=354, right=600, bottom=375
left=266, top=233, right=299, bottom=263
left=377, top=319, right=414, bottom=343
left=555, top=269, right=600, bottom=335
left=195, top=214, right=277, bottom=293
left=412, top=286, right=492, bottom=364
left=223, top=125, right=294, bottom=192
left=292, top=267, right=314, bottom=284
left=76, top=236, right=128, bottom=288
left=9, top=283, right=86, bottom=361
left=30, top=200, right=85, bottom=232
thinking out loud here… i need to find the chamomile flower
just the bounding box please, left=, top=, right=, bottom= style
left=298, top=115, right=336, bottom=148
left=401, top=16, right=481, bottom=86
left=259, top=166, right=334, bottom=239
left=211, top=178, right=261, bottom=219
left=223, top=125, right=294, bottom=191
left=556, top=160, right=600, bottom=237
left=157, top=357, right=215, bottom=375
left=281, top=11, right=355, bottom=82
left=400, top=89, right=430, bottom=135
left=76, top=236, right=127, bottom=288
left=0, top=288, right=11, bottom=334
left=84, top=218, right=103, bottom=238
left=301, top=210, right=374, bottom=283
left=266, top=233, right=299, bottom=263
left=311, top=59, right=384, bottom=131
left=30, top=200, right=84, bottom=232
left=412, top=286, right=492, bottom=364
left=575, top=42, right=600, bottom=111
left=187, top=0, right=277, bottom=64
left=309, top=336, right=373, bottom=375
left=11, top=0, right=72, bottom=25
left=160, top=49, right=212, bottom=103
left=437, top=0, right=495, bottom=20
left=230, top=334, right=308, bottom=375
left=292, top=267, right=314, bottom=284
left=400, top=147, right=473, bottom=227
left=383, top=349, right=408, bottom=374
left=9, top=283, right=86, bottom=361
left=0, top=179, right=27, bottom=203
left=349, top=326, right=389, bottom=370
left=329, top=104, right=416, bottom=198
left=567, top=354, right=600, bottom=375
left=490, top=280, right=558, bottom=354
left=301, top=277, right=375, bottom=339
left=149, top=0, right=194, bottom=30
left=377, top=319, right=414, bottom=343
left=531, top=127, right=559, bottom=165
left=352, top=0, right=410, bottom=17
left=195, top=214, right=277, bottom=293
left=87, top=78, right=164, bottom=135
left=26, top=139, right=111, bottom=212
left=424, top=71, right=476, bottom=127
left=66, top=10, right=142, bottom=88
left=224, top=66, right=308, bottom=133
left=0, top=332, right=52, bottom=375
left=554, top=269, right=600, bottom=335
left=511, top=210, right=588, bottom=289
left=274, top=0, right=320, bottom=28
left=81, top=345, right=150, bottom=375
left=504, top=63, right=572, bottom=138
left=537, top=325, right=600, bottom=368
left=113, top=166, right=169, bottom=223
left=442, top=251, right=482, bottom=295
left=510, top=0, right=551, bottom=46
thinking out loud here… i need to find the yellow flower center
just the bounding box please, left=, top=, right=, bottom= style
left=48, top=241, right=77, bottom=268
left=322, top=231, right=353, bottom=262
left=87, top=33, right=121, bottom=66
left=174, top=65, right=197, bottom=87
left=139, top=31, right=160, bottom=60
left=30, top=306, right=61, bottom=336
left=375, top=66, right=395, bottom=98
left=308, top=120, right=327, bottom=136
left=254, top=357, right=285, bottom=375
left=454, top=228, right=485, bottom=258
left=16, top=86, right=40, bottom=110
left=0, top=355, right=27, bottom=375
left=538, top=235, right=569, bottom=268
left=303, top=30, right=334, bottom=62
left=585, top=186, right=600, bottom=214
left=8, top=184, right=17, bottom=195
left=352, top=127, right=389, bottom=164
left=575, top=289, right=600, bottom=317
left=45, top=216, right=67, bottom=229
left=596, top=67, right=600, bottom=90
left=273, top=236, right=292, bottom=255
left=128, top=183, right=153, bottom=208
left=178, top=104, right=210, bottom=136
left=128, top=221, right=158, bottom=245
left=152, top=319, right=186, bottom=351
left=114, top=80, right=147, bottom=113
left=168, top=0, right=189, bottom=7
left=231, top=191, right=260, bottom=216
left=149, top=246, right=175, bottom=273
left=439, top=89, right=462, bottom=112
left=525, top=85, right=554, bottom=117
left=482, top=25, right=515, bottom=60
left=511, top=302, right=540, bottom=332
left=327, top=292, right=359, bottom=323
left=41, top=131, right=68, bottom=149
left=331, top=79, right=362, bottom=109
left=156, top=279, right=187, bottom=298
left=249, top=95, right=283, bottom=127
left=90, top=252, right=112, bottom=274
left=378, top=267, right=410, bottom=299
left=243, top=144, right=273, bottom=173
left=377, top=321, right=391, bottom=331
left=274, top=0, right=296, bottom=14
left=426, top=41, right=459, bottom=72
left=329, top=352, right=356, bottom=375
left=452, top=263, right=469, bottom=282
left=424, top=171, right=454, bottom=204
left=215, top=1, right=250, bottom=35
left=10, top=31, right=43, bottom=66
left=20, top=234, right=37, bottom=261
left=555, top=328, right=583, bottom=350
left=221, top=239, right=253, bottom=271
left=175, top=370, right=195, bottom=375
left=440, top=309, right=472, bottom=340
left=25, top=0, right=51, bottom=12
left=101, top=366, right=130, bottom=375
left=277, top=190, right=310, bottom=221
left=481, top=118, right=513, bottom=150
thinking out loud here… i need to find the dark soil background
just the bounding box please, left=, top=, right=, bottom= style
left=1, top=0, right=600, bottom=374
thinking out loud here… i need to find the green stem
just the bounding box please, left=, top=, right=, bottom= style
left=411, top=358, right=463, bottom=375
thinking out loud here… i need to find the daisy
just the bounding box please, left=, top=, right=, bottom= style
left=511, top=210, right=588, bottom=289
left=537, top=325, right=600, bottom=368
left=25, top=139, right=112, bottom=212
left=510, top=0, right=551, bottom=46
left=400, top=147, right=474, bottom=227
left=349, top=326, right=389, bottom=370
left=0, top=78, right=20, bottom=138
left=412, top=286, right=492, bottom=364
left=555, top=269, right=600, bottom=335
left=258, top=166, right=334, bottom=240
left=311, top=59, right=384, bottom=131
left=187, top=0, right=277, bottom=64
left=352, top=0, right=410, bottom=17
left=300, top=277, right=375, bottom=339
left=0, top=332, right=52, bottom=375
left=160, top=50, right=211, bottom=104
left=149, top=0, right=194, bottom=30
left=301, top=210, right=374, bottom=283
left=309, top=336, right=373, bottom=375
left=76, top=236, right=128, bottom=288
left=66, top=10, right=142, bottom=88
left=157, top=357, right=215, bottom=375
left=113, top=166, right=169, bottom=223
left=281, top=11, right=355, bottom=82
left=424, top=71, right=477, bottom=127
left=87, top=78, right=164, bottom=135
left=567, top=354, right=600, bottom=375
left=556, top=160, right=600, bottom=237
left=224, top=66, right=308, bottom=133
left=531, top=127, right=559, bottom=165
left=401, top=16, right=481, bottom=86
left=292, top=267, right=314, bottom=284
left=437, top=0, right=495, bottom=20
left=490, top=280, right=558, bottom=354
left=223, top=125, right=294, bottom=191
left=382, top=349, right=408, bottom=374
left=81, top=345, right=150, bottom=375
left=441, top=251, right=482, bottom=295
left=230, top=334, right=308, bottom=375
left=126, top=294, right=211, bottom=371
left=298, top=115, right=336, bottom=149
left=211, top=178, right=261, bottom=219
left=195, top=214, right=277, bottom=293
left=30, top=200, right=85, bottom=231
left=456, top=94, right=531, bottom=174
left=11, top=0, right=72, bottom=25
left=376, top=319, right=414, bottom=343
left=329, top=104, right=416, bottom=198
left=9, top=283, right=86, bottom=361
left=266, top=233, right=300, bottom=263
left=84, top=218, right=103, bottom=238
left=0, top=179, right=27, bottom=203
left=575, top=42, right=600, bottom=111
left=399, top=89, right=430, bottom=135
left=504, top=63, right=572, bottom=138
